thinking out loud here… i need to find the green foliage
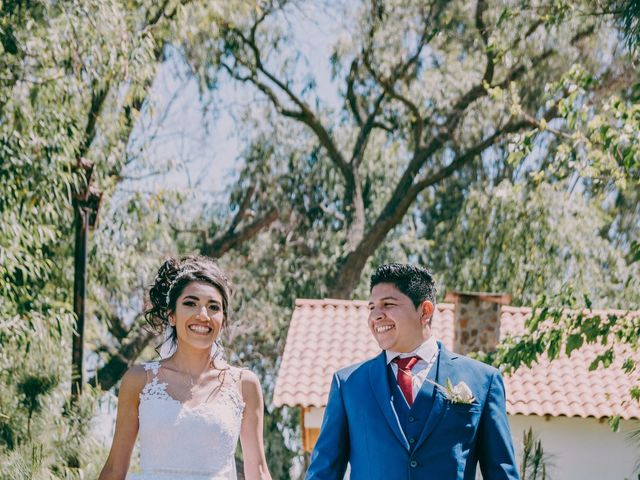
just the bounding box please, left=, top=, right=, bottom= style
left=0, top=389, right=106, bottom=480
left=0, top=0, right=187, bottom=476
left=17, top=373, right=58, bottom=432
left=493, top=287, right=640, bottom=426
left=527, top=64, right=640, bottom=192
left=3, top=0, right=276, bottom=475
left=520, top=428, right=550, bottom=480
left=421, top=179, right=639, bottom=307
left=604, top=0, right=640, bottom=49
left=610, top=414, right=622, bottom=432
left=0, top=308, right=107, bottom=478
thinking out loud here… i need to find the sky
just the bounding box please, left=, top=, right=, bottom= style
left=121, top=49, right=240, bottom=195
left=118, top=2, right=349, bottom=204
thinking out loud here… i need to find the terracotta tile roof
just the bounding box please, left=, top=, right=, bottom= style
left=273, top=299, right=640, bottom=420
left=272, top=299, right=377, bottom=408
left=500, top=306, right=639, bottom=419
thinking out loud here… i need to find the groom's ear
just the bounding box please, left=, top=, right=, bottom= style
left=419, top=300, right=434, bottom=326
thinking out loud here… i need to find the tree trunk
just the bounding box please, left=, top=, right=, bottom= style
left=91, top=328, right=155, bottom=391
left=344, top=177, right=366, bottom=253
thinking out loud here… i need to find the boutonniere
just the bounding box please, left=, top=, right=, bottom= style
left=425, top=378, right=475, bottom=404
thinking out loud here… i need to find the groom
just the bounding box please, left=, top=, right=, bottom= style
left=306, top=263, right=519, bottom=479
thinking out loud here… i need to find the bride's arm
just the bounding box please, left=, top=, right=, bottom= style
left=98, top=365, right=146, bottom=480
left=239, top=370, right=272, bottom=480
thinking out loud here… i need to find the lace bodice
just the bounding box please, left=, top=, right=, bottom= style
left=127, top=361, right=245, bottom=480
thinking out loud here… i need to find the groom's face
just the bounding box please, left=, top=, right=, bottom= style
left=368, top=283, right=432, bottom=353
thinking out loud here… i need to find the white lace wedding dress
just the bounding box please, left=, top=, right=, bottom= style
left=127, top=362, right=245, bottom=480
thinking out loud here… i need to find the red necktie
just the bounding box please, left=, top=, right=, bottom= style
left=394, top=356, right=419, bottom=407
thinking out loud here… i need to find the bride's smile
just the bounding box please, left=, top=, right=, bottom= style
left=171, top=281, right=225, bottom=349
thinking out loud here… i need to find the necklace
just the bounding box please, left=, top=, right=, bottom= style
left=170, top=359, right=211, bottom=390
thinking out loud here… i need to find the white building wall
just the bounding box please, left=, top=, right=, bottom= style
left=305, top=407, right=324, bottom=428
left=509, top=415, right=638, bottom=480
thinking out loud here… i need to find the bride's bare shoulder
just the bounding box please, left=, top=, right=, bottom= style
left=119, top=364, right=149, bottom=397
left=239, top=369, right=263, bottom=399
left=239, top=368, right=259, bottom=382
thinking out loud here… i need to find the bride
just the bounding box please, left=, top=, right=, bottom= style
left=99, top=256, right=272, bottom=480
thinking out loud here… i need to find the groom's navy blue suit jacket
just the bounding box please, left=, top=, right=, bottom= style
left=306, top=342, right=519, bottom=480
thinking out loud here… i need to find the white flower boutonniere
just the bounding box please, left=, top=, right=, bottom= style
left=426, top=378, right=475, bottom=404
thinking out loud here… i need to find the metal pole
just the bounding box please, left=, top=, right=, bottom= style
left=71, top=200, right=88, bottom=400
left=70, top=159, right=101, bottom=402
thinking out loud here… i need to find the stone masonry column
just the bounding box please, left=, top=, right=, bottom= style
left=444, top=292, right=511, bottom=355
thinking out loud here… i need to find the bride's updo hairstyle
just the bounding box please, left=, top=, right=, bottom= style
left=145, top=255, right=233, bottom=353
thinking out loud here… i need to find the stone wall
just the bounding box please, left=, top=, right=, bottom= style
left=445, top=292, right=510, bottom=355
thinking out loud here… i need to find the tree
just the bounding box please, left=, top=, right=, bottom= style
left=165, top=2, right=639, bottom=475
left=0, top=0, right=175, bottom=473
left=480, top=43, right=640, bottom=428
left=2, top=0, right=284, bottom=475
left=182, top=0, right=636, bottom=299
left=0, top=0, right=256, bottom=475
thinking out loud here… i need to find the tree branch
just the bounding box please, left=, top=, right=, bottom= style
left=412, top=119, right=533, bottom=194
left=77, top=80, right=110, bottom=161
left=327, top=114, right=540, bottom=298
left=475, top=0, right=495, bottom=85
left=350, top=91, right=386, bottom=168
left=375, top=77, right=424, bottom=151
left=229, top=184, right=257, bottom=232
left=202, top=208, right=279, bottom=258
left=355, top=9, right=441, bottom=176
left=351, top=26, right=564, bottom=289
left=91, top=324, right=156, bottom=391
left=442, top=47, right=555, bottom=141
left=97, top=311, right=129, bottom=341
left=439, top=19, right=594, bottom=143
left=346, top=59, right=364, bottom=126
left=220, top=23, right=353, bottom=184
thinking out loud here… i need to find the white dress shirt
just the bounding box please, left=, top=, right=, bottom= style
left=386, top=336, right=439, bottom=404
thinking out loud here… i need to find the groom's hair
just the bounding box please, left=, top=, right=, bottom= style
left=370, top=263, right=437, bottom=309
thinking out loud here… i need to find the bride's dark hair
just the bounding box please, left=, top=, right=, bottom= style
left=145, top=255, right=233, bottom=358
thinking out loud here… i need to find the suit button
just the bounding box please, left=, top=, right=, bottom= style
left=409, top=437, right=416, bottom=444
left=410, top=460, right=418, bottom=468
left=408, top=416, right=415, bottom=422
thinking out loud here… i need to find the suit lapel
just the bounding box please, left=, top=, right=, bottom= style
left=368, top=352, right=410, bottom=450
left=414, top=344, right=458, bottom=451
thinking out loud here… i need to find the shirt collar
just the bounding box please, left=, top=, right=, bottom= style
left=385, top=336, right=439, bottom=365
